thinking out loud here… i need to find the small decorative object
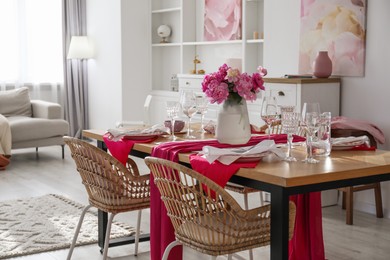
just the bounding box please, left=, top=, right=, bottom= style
left=313, top=51, right=333, bottom=78
left=170, top=74, right=178, bottom=91
left=197, top=69, right=205, bottom=74
left=157, top=25, right=171, bottom=43
left=253, top=31, right=259, bottom=39
left=202, top=64, right=267, bottom=144
left=190, top=55, right=201, bottom=74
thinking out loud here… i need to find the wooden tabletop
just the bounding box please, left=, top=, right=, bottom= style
left=83, top=129, right=390, bottom=188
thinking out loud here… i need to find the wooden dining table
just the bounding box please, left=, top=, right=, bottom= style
left=83, top=129, right=390, bottom=260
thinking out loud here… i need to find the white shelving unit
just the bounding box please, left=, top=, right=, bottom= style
left=150, top=0, right=264, bottom=93
left=149, top=0, right=264, bottom=124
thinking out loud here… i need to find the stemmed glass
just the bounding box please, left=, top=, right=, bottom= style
left=180, top=90, right=197, bottom=139
left=281, top=112, right=300, bottom=161
left=301, top=102, right=321, bottom=163
left=195, top=95, right=208, bottom=133
left=166, top=101, right=180, bottom=141
left=261, top=95, right=279, bottom=139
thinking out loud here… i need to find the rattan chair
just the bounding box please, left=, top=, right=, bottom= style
left=145, top=157, right=296, bottom=260
left=64, top=137, right=150, bottom=260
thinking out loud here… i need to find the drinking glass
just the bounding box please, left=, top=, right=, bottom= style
left=261, top=95, right=279, bottom=139
left=301, top=102, right=321, bottom=163
left=195, top=95, right=208, bottom=133
left=180, top=90, right=197, bottom=139
left=281, top=112, right=300, bottom=161
left=166, top=101, right=180, bottom=141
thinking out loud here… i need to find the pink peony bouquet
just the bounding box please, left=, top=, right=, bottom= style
left=201, top=64, right=267, bottom=105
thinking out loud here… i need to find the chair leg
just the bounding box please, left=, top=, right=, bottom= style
left=342, top=191, right=346, bottom=209
left=102, top=212, right=116, bottom=260
left=374, top=183, right=384, bottom=218
left=162, top=240, right=181, bottom=260
left=345, top=187, right=354, bottom=225
left=36, top=147, right=38, bottom=153
left=62, top=144, right=65, bottom=159
left=243, top=193, right=254, bottom=260
left=66, top=204, right=92, bottom=260
left=134, top=210, right=142, bottom=255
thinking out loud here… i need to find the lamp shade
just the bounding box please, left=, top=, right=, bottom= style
left=67, top=36, right=94, bottom=59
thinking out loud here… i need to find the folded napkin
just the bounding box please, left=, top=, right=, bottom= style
left=331, top=135, right=370, bottom=147
left=106, top=124, right=168, bottom=141
left=331, top=135, right=375, bottom=151
left=201, top=139, right=286, bottom=165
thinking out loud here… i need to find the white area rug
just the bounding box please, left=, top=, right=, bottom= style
left=0, top=194, right=136, bottom=259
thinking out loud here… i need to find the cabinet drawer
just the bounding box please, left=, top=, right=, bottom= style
left=178, top=77, right=203, bottom=94
left=265, top=83, right=297, bottom=107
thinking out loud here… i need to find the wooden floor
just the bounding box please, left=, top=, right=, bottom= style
left=1, top=145, right=390, bottom=260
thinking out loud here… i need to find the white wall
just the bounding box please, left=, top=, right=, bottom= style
left=87, top=0, right=123, bottom=130
left=120, top=0, right=151, bottom=122
left=264, top=0, right=390, bottom=218
left=87, top=0, right=150, bottom=129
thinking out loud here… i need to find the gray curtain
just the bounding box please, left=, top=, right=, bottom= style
left=62, top=0, right=89, bottom=138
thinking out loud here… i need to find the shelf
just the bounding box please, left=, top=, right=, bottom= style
left=151, top=7, right=181, bottom=14
left=247, top=39, right=264, bottom=44
left=152, top=43, right=181, bottom=47
left=182, top=40, right=242, bottom=46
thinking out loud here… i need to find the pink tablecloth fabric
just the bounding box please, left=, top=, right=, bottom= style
left=149, top=134, right=310, bottom=260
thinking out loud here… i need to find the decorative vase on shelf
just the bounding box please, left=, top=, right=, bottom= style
left=313, top=51, right=333, bottom=78
left=216, top=97, right=251, bottom=145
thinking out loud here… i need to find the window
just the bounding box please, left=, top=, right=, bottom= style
left=0, top=0, right=63, bottom=84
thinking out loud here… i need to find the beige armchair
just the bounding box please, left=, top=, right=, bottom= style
left=0, top=87, right=69, bottom=158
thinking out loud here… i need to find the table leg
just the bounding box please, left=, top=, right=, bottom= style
left=270, top=187, right=290, bottom=260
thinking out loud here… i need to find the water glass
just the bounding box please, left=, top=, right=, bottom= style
left=195, top=95, right=208, bottom=133
left=180, top=90, right=197, bottom=139
left=281, top=112, right=300, bottom=161
left=301, top=102, right=321, bottom=163
left=166, top=101, right=180, bottom=141
left=312, top=112, right=332, bottom=156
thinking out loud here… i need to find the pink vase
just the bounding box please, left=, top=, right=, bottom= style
left=313, top=51, right=332, bottom=78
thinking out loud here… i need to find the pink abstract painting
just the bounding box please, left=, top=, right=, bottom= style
left=204, top=0, right=241, bottom=41
left=299, top=0, right=366, bottom=76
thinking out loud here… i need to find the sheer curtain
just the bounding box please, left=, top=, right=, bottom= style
left=0, top=0, right=63, bottom=86
left=62, top=0, right=89, bottom=138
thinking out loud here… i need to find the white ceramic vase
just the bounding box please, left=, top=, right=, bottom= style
left=216, top=98, right=251, bottom=145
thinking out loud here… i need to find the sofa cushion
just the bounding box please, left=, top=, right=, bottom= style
left=8, top=116, right=69, bottom=143
left=0, top=87, right=32, bottom=117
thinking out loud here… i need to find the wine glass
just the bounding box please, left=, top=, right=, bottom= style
left=301, top=102, right=321, bottom=163
left=281, top=112, right=300, bottom=161
left=180, top=90, right=197, bottom=139
left=261, top=95, right=279, bottom=139
left=195, top=95, right=208, bottom=133
left=166, top=101, right=180, bottom=141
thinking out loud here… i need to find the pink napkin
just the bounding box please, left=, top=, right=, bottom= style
left=103, top=133, right=157, bottom=165
left=149, top=134, right=305, bottom=260
left=189, top=154, right=259, bottom=198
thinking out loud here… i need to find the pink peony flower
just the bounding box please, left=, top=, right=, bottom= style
left=202, top=63, right=266, bottom=104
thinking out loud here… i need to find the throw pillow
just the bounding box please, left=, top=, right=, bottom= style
left=0, top=87, right=32, bottom=117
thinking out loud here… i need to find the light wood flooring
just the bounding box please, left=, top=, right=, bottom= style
left=1, top=145, right=390, bottom=260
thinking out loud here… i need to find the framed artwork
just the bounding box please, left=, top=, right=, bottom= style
left=204, top=0, right=242, bottom=41
left=299, top=0, right=367, bottom=76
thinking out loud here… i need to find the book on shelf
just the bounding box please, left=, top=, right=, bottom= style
left=283, top=74, right=313, bottom=79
